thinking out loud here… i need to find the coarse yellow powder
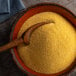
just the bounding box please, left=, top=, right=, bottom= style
left=17, top=12, right=76, bottom=74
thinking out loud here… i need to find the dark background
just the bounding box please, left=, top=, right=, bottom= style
left=0, top=10, right=28, bottom=76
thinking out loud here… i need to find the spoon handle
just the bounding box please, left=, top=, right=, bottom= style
left=0, top=21, right=54, bottom=52
left=0, top=38, right=23, bottom=52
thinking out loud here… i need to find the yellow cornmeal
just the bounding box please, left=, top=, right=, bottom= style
left=17, top=12, right=76, bottom=74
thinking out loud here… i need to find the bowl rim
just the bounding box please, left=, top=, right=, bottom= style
left=10, top=3, right=76, bottom=76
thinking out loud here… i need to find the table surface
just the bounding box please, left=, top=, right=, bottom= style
left=0, top=0, right=76, bottom=76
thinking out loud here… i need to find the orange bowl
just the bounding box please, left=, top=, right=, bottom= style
left=10, top=3, right=76, bottom=76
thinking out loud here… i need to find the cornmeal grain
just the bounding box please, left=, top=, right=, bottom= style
left=17, top=12, right=76, bottom=74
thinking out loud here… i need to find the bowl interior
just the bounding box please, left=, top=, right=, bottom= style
left=11, top=3, right=76, bottom=76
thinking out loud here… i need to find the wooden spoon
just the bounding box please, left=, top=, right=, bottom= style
left=0, top=21, right=54, bottom=52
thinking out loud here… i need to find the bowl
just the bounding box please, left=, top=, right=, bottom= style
left=10, top=3, right=76, bottom=76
